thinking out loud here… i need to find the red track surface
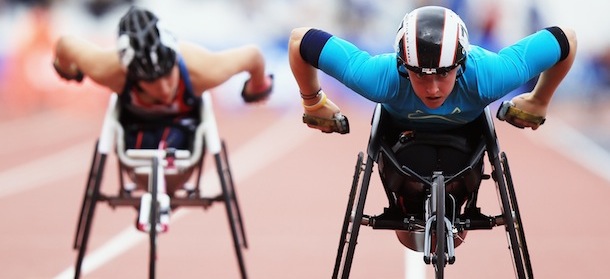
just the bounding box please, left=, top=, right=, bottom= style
left=1, top=90, right=609, bottom=279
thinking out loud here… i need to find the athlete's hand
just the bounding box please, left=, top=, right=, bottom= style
left=53, top=58, right=84, bottom=82
left=498, top=93, right=547, bottom=130
left=301, top=90, right=349, bottom=134
left=241, top=74, right=273, bottom=103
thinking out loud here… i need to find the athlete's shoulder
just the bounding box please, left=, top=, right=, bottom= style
left=466, top=45, right=496, bottom=60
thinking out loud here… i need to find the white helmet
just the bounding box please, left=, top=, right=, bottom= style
left=395, top=6, right=470, bottom=75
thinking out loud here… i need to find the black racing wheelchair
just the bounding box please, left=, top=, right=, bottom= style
left=332, top=103, right=533, bottom=279
left=72, top=92, right=248, bottom=279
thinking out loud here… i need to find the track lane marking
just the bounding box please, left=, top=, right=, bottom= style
left=524, top=118, right=610, bottom=183
left=0, top=141, right=94, bottom=198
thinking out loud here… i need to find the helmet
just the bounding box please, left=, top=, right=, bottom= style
left=117, top=7, right=179, bottom=81
left=395, top=6, right=469, bottom=75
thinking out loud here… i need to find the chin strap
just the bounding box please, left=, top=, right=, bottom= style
left=496, top=101, right=546, bottom=128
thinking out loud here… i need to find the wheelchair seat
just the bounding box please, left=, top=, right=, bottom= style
left=367, top=104, right=489, bottom=251
left=100, top=92, right=214, bottom=196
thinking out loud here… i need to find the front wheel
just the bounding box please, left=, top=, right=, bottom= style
left=148, top=157, right=159, bottom=279
left=432, top=173, right=446, bottom=279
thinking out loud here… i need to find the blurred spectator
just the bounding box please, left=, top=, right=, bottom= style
left=85, top=0, right=133, bottom=18
left=0, top=6, right=54, bottom=118
left=7, top=0, right=52, bottom=7
left=580, top=45, right=610, bottom=108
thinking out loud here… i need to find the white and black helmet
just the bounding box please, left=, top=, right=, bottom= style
left=395, top=6, right=470, bottom=75
left=117, top=7, right=179, bottom=81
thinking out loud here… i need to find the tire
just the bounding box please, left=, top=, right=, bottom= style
left=216, top=148, right=247, bottom=279
left=491, top=153, right=527, bottom=278
left=221, top=141, right=248, bottom=249
left=74, top=141, right=100, bottom=250
left=501, top=152, right=533, bottom=278
left=149, top=157, right=159, bottom=279
left=334, top=153, right=373, bottom=279
left=332, top=152, right=364, bottom=278
left=432, top=173, right=446, bottom=279
left=74, top=147, right=106, bottom=279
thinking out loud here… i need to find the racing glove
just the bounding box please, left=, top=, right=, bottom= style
left=301, top=89, right=350, bottom=134
left=496, top=100, right=546, bottom=128
left=53, top=58, right=84, bottom=82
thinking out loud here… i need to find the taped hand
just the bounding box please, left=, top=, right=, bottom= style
left=301, top=90, right=350, bottom=134
left=496, top=101, right=546, bottom=129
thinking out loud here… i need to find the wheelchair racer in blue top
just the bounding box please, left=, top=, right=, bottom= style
left=289, top=5, right=576, bottom=133
left=53, top=6, right=273, bottom=151
left=288, top=5, right=576, bottom=244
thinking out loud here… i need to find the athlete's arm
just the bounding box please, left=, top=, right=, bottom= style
left=509, top=26, right=576, bottom=129
left=180, top=42, right=271, bottom=95
left=54, top=35, right=126, bottom=92
left=289, top=27, right=346, bottom=133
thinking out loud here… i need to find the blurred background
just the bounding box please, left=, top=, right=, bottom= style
left=1, top=0, right=610, bottom=147
left=1, top=0, right=610, bottom=278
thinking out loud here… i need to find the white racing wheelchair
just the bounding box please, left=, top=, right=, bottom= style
left=332, top=104, right=533, bottom=279
left=72, top=92, right=248, bottom=279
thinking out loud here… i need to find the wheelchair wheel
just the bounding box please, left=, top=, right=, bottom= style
left=491, top=152, right=529, bottom=279
left=215, top=141, right=247, bottom=279
left=149, top=156, right=159, bottom=279
left=333, top=152, right=373, bottom=279
left=501, top=152, right=533, bottom=278
left=74, top=141, right=107, bottom=279
left=221, top=141, right=248, bottom=249
left=432, top=173, right=446, bottom=279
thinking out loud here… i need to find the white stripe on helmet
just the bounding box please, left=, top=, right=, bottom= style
left=404, top=10, right=419, bottom=67
left=157, top=20, right=179, bottom=53
left=439, top=9, right=459, bottom=67
left=117, top=34, right=134, bottom=69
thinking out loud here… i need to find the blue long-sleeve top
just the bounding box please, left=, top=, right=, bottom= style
left=300, top=28, right=565, bottom=130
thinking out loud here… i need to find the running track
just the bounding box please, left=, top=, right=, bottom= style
left=1, top=87, right=609, bottom=279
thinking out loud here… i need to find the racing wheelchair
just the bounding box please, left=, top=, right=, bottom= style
left=332, top=104, right=533, bottom=279
left=72, top=92, right=248, bottom=279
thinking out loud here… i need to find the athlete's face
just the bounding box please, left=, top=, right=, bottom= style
left=408, top=67, right=458, bottom=109
left=137, top=65, right=180, bottom=104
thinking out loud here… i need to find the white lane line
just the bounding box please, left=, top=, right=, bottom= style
left=405, top=248, right=426, bottom=278
left=524, top=118, right=610, bottom=183
left=0, top=141, right=95, bottom=198
left=53, top=112, right=313, bottom=278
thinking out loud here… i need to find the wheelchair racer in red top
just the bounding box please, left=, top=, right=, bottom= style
left=53, top=6, right=274, bottom=151
left=288, top=6, right=576, bottom=246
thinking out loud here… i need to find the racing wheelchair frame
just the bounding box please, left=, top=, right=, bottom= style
left=72, top=92, right=248, bottom=279
left=332, top=104, right=533, bottom=279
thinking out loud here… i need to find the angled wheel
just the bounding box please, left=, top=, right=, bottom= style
left=332, top=152, right=364, bottom=278
left=501, top=152, right=533, bottom=278
left=333, top=152, right=373, bottom=279
left=216, top=141, right=247, bottom=279
left=490, top=152, right=529, bottom=279
left=221, top=141, right=248, bottom=249
left=432, top=173, right=446, bottom=279
left=74, top=141, right=107, bottom=279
